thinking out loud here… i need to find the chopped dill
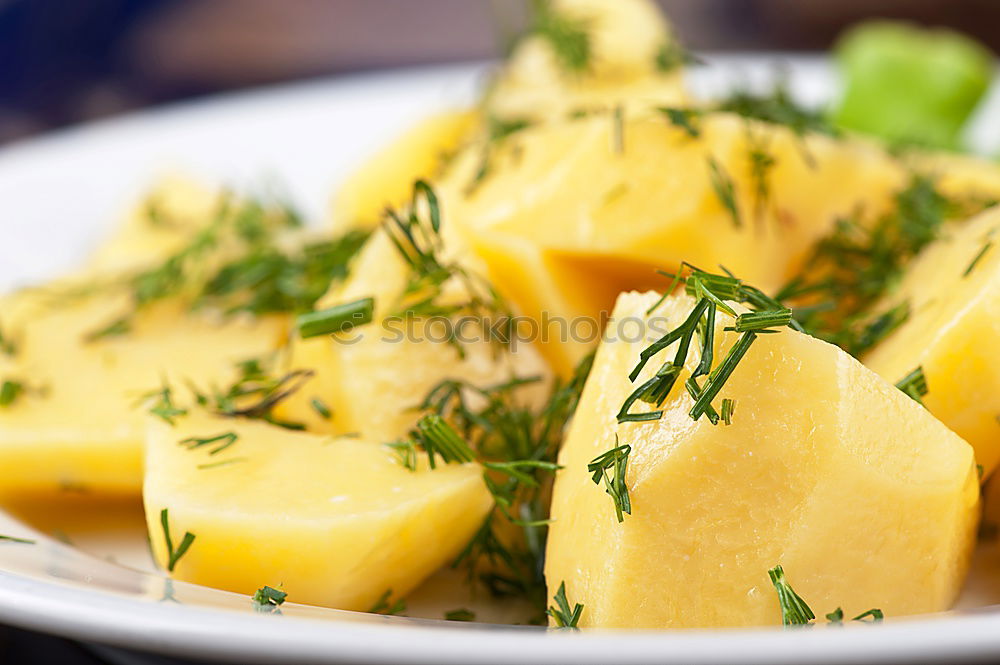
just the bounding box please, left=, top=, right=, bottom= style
left=768, top=565, right=815, bottom=626
left=770, top=565, right=883, bottom=626
left=658, top=106, right=702, bottom=138
left=895, top=366, right=928, bottom=406
left=179, top=431, right=238, bottom=456
left=530, top=0, right=591, bottom=73
left=0, top=534, right=35, bottom=545
left=252, top=585, right=287, bottom=612
left=546, top=581, right=584, bottom=629
left=963, top=241, right=993, bottom=278
left=159, top=508, right=195, bottom=572
left=368, top=590, right=407, bottom=616
left=707, top=157, right=742, bottom=228
left=619, top=265, right=793, bottom=425
left=587, top=438, right=632, bottom=523
left=655, top=40, right=702, bottom=73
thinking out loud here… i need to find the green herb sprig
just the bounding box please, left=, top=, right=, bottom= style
left=413, top=352, right=594, bottom=611
left=252, top=585, right=287, bottom=612
left=368, top=590, right=407, bottom=616
left=530, top=0, right=591, bottom=73
left=384, top=181, right=514, bottom=353
left=895, top=366, right=928, bottom=406
left=619, top=265, right=794, bottom=425
left=769, top=565, right=883, bottom=627
left=179, top=431, right=238, bottom=455
left=587, top=439, right=631, bottom=523
left=159, top=508, right=195, bottom=573
left=546, top=581, right=584, bottom=629
left=779, top=176, right=995, bottom=356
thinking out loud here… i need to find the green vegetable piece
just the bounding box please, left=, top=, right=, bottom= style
left=833, top=21, right=993, bottom=150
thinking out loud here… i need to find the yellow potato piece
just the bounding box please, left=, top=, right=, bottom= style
left=87, top=176, right=228, bottom=274
left=0, top=294, right=284, bottom=496
left=545, top=290, right=978, bottom=628
left=331, top=109, right=478, bottom=232
left=864, top=205, right=1000, bottom=477
left=440, top=112, right=904, bottom=375
left=276, top=228, right=551, bottom=441
left=487, top=0, right=688, bottom=121
left=144, top=412, right=493, bottom=611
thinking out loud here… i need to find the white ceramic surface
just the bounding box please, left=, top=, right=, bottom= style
left=3, top=56, right=1000, bottom=664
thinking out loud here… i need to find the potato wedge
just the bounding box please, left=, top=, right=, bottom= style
left=144, top=412, right=492, bottom=611
left=0, top=294, right=283, bottom=496
left=864, top=204, right=1000, bottom=477
left=545, top=290, right=978, bottom=627
left=439, top=112, right=904, bottom=375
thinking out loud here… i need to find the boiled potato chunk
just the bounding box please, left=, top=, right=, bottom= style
left=864, top=205, right=1000, bottom=477
left=331, top=109, right=478, bottom=232
left=0, top=293, right=283, bottom=496
left=144, top=412, right=492, bottom=610
left=440, top=112, right=904, bottom=375
left=488, top=0, right=687, bottom=121
left=87, top=176, right=227, bottom=274
left=545, top=290, right=979, bottom=628
left=276, top=228, right=551, bottom=441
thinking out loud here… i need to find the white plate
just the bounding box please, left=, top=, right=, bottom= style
left=4, top=56, right=1000, bottom=664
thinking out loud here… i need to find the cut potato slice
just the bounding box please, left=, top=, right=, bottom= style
left=0, top=294, right=284, bottom=496
left=87, top=176, right=227, bottom=274
left=276, top=228, right=551, bottom=441
left=864, top=205, right=1000, bottom=477
left=144, top=412, right=493, bottom=611
left=440, top=112, right=904, bottom=375
left=331, top=109, right=478, bottom=233
left=487, top=0, right=687, bottom=122
left=545, top=290, right=979, bottom=628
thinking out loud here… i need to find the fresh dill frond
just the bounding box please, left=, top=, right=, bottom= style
left=963, top=241, right=993, bottom=278
left=252, top=585, right=287, bottom=612
left=179, top=431, right=238, bottom=456
left=895, top=366, right=928, bottom=406
left=310, top=397, right=332, bottom=420
left=423, top=353, right=594, bottom=611
left=530, top=0, right=591, bottom=73
left=0, top=379, right=23, bottom=408
left=295, top=297, right=374, bottom=339
left=385, top=181, right=513, bottom=352
left=468, top=115, right=533, bottom=192
left=0, top=534, right=35, bottom=544
left=654, top=40, right=702, bottom=73
left=720, top=398, right=735, bottom=425
left=0, top=323, right=16, bottom=357
left=368, top=590, right=406, bottom=616
left=159, top=508, right=195, bottom=572
left=657, top=107, right=702, bottom=138
left=444, top=608, right=476, bottom=622
left=84, top=193, right=365, bottom=339
left=207, top=358, right=312, bottom=429
left=619, top=265, right=793, bottom=425
left=780, top=175, right=994, bottom=356
left=415, top=414, right=477, bottom=468
left=587, top=438, right=632, bottom=523
left=546, top=581, right=584, bottom=629
left=145, top=386, right=188, bottom=425
left=718, top=81, right=838, bottom=139
left=612, top=105, right=625, bottom=154
left=196, top=458, right=246, bottom=471
left=768, top=565, right=815, bottom=626
left=83, top=316, right=132, bottom=343
left=707, top=157, right=742, bottom=228
left=746, top=131, right=777, bottom=223
left=852, top=609, right=885, bottom=623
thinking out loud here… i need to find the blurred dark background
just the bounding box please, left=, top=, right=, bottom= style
left=1, top=0, right=1000, bottom=146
